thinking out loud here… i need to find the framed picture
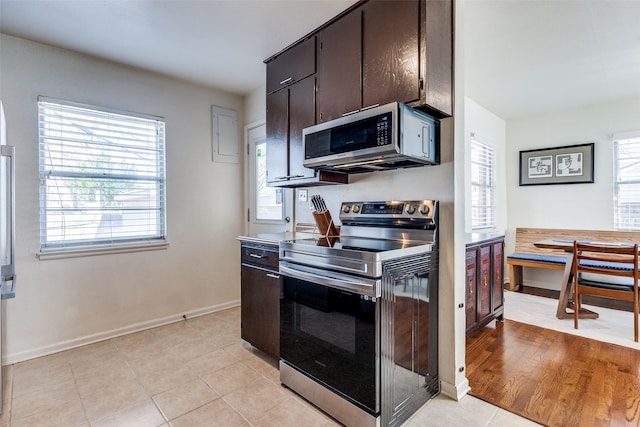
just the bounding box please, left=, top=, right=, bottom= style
left=519, top=143, right=594, bottom=186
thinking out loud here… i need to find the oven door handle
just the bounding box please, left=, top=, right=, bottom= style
left=279, top=263, right=379, bottom=298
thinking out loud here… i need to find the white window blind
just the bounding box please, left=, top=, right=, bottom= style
left=471, top=139, right=496, bottom=230
left=38, top=97, right=166, bottom=250
left=614, top=132, right=640, bottom=230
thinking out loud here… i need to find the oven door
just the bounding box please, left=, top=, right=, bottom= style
left=279, top=262, right=380, bottom=415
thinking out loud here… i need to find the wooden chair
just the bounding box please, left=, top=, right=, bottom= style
left=572, top=241, right=639, bottom=342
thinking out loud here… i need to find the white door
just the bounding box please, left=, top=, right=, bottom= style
left=245, top=122, right=293, bottom=235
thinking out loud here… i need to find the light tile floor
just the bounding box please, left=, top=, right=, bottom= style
left=0, top=306, right=542, bottom=427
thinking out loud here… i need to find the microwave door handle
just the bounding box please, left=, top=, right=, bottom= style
left=1, top=144, right=16, bottom=300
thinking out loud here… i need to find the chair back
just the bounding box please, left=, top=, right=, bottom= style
left=572, top=241, right=639, bottom=286
left=572, top=240, right=639, bottom=342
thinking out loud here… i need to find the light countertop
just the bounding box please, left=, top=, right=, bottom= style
left=465, top=232, right=505, bottom=247
left=237, top=231, right=316, bottom=246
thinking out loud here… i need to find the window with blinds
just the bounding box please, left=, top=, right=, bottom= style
left=38, top=97, right=166, bottom=251
left=614, top=132, right=640, bottom=230
left=471, top=138, right=496, bottom=230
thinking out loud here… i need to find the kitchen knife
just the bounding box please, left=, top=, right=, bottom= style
left=319, top=196, right=327, bottom=211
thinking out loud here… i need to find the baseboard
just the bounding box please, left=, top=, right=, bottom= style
left=440, top=377, right=470, bottom=401
left=3, top=300, right=240, bottom=365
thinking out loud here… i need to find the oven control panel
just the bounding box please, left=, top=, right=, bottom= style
left=340, top=200, right=438, bottom=228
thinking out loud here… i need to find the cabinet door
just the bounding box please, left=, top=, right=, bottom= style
left=288, top=76, right=317, bottom=181
left=477, top=245, right=492, bottom=321
left=492, top=240, right=504, bottom=310
left=423, top=0, right=453, bottom=116
left=266, top=89, right=289, bottom=184
left=266, top=36, right=316, bottom=94
left=362, top=0, right=421, bottom=109
left=317, top=10, right=362, bottom=123
left=465, top=248, right=478, bottom=330
left=241, top=265, right=280, bottom=358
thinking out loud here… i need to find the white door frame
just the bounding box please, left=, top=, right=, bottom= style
left=244, top=120, right=293, bottom=235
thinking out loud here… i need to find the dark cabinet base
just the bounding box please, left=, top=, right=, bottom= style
left=466, top=235, right=505, bottom=336
left=240, top=242, right=280, bottom=359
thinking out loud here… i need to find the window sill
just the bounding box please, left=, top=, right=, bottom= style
left=37, top=240, right=170, bottom=261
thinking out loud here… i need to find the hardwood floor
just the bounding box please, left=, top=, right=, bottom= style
left=466, top=319, right=640, bottom=427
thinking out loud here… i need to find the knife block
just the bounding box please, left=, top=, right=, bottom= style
left=312, top=210, right=339, bottom=238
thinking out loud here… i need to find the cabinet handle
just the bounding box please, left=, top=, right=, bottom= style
left=249, top=253, right=264, bottom=259
left=279, top=77, right=293, bottom=85
left=266, top=273, right=280, bottom=279
left=274, top=174, right=305, bottom=180
left=342, top=109, right=360, bottom=117
left=341, top=104, right=380, bottom=117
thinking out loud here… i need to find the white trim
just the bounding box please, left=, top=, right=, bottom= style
left=37, top=240, right=170, bottom=260
left=38, top=95, right=164, bottom=121
left=244, top=120, right=266, bottom=236
left=3, top=300, right=240, bottom=365
left=440, top=378, right=471, bottom=401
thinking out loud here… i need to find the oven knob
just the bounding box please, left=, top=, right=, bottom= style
left=419, top=205, right=431, bottom=215
left=406, top=204, right=416, bottom=214
left=353, top=205, right=361, bottom=214
left=342, top=205, right=351, bottom=214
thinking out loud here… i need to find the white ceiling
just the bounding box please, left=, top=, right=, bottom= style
left=463, top=0, right=640, bottom=119
left=1, top=0, right=639, bottom=120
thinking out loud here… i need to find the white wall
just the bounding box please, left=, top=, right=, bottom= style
left=464, top=97, right=507, bottom=233
left=244, top=84, right=266, bottom=127
left=0, top=34, right=245, bottom=362
left=506, top=96, right=640, bottom=290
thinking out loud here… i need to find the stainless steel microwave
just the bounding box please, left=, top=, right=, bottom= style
left=302, top=102, right=439, bottom=174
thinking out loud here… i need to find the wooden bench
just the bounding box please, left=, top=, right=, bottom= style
left=506, top=227, right=640, bottom=291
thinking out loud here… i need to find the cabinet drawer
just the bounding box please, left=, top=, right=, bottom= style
left=241, top=243, right=279, bottom=270
left=266, top=36, right=316, bottom=94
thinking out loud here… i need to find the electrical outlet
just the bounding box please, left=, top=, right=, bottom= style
left=298, top=189, right=308, bottom=203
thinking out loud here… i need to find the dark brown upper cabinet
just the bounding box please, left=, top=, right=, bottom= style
left=315, top=0, right=452, bottom=122
left=263, top=0, right=452, bottom=186
left=266, top=76, right=316, bottom=184
left=421, top=0, right=453, bottom=116
left=266, top=75, right=348, bottom=187
left=317, top=11, right=362, bottom=123
left=265, top=87, right=289, bottom=184
left=362, top=0, right=421, bottom=110
left=266, top=37, right=349, bottom=187
left=266, top=36, right=316, bottom=94
left=287, top=76, right=317, bottom=182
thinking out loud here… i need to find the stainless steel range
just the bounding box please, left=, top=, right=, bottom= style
left=279, top=200, right=439, bottom=427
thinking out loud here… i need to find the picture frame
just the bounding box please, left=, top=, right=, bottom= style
left=519, top=143, right=594, bottom=186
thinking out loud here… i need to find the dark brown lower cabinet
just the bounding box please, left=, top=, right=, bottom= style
left=466, top=235, right=505, bottom=335
left=240, top=242, right=280, bottom=358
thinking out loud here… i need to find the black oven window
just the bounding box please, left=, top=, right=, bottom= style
left=280, top=277, right=378, bottom=414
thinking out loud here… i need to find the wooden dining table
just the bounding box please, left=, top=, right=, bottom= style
left=533, top=239, right=600, bottom=320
